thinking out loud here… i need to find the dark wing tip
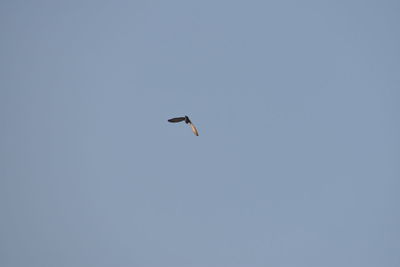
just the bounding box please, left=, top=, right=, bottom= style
left=168, top=117, right=186, bottom=123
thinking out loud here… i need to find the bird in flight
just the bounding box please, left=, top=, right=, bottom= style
left=168, top=115, right=199, bottom=136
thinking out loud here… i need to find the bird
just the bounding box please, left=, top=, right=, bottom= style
left=168, top=115, right=199, bottom=136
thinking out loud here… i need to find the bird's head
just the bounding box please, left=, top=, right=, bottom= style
left=184, top=116, right=191, bottom=124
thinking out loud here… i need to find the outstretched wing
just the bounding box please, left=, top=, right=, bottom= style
left=189, top=123, right=199, bottom=136
left=168, top=117, right=186, bottom=123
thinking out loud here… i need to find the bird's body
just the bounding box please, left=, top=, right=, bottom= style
left=168, top=116, right=199, bottom=136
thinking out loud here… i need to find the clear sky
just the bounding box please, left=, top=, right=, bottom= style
left=1, top=1, right=399, bottom=266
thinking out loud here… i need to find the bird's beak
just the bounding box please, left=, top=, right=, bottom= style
left=189, top=123, right=199, bottom=136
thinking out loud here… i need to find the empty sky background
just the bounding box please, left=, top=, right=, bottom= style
left=1, top=1, right=399, bottom=266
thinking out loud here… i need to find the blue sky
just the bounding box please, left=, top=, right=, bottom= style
left=1, top=1, right=399, bottom=266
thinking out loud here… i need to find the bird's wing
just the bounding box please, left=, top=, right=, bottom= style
left=189, top=123, right=199, bottom=136
left=168, top=117, right=186, bottom=123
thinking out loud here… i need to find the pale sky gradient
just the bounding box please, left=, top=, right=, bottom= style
left=1, top=1, right=399, bottom=266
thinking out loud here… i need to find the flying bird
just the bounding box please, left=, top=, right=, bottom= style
left=168, top=116, right=199, bottom=136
